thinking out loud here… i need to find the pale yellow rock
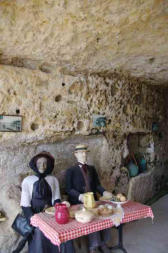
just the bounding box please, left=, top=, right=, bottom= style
left=0, top=64, right=165, bottom=146
left=0, top=0, right=167, bottom=84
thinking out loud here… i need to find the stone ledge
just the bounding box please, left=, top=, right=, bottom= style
left=128, top=169, right=155, bottom=203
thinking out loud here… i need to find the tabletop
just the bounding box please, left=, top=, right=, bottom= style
left=31, top=201, right=154, bottom=247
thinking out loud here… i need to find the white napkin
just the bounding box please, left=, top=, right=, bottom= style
left=99, top=206, right=124, bottom=227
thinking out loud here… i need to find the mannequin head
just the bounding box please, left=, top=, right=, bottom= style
left=29, top=151, right=55, bottom=175
left=74, top=144, right=88, bottom=164
left=74, top=150, right=87, bottom=164
left=36, top=157, right=47, bottom=173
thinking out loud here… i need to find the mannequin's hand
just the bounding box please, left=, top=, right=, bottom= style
left=79, top=194, right=84, bottom=203
left=103, top=191, right=112, bottom=199
left=62, top=201, right=71, bottom=208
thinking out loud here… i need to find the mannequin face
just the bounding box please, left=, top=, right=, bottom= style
left=36, top=157, right=47, bottom=173
left=74, top=150, right=87, bottom=164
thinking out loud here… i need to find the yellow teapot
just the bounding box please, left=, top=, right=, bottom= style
left=83, top=192, right=96, bottom=209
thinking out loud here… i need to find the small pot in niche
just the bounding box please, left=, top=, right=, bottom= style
left=127, top=161, right=139, bottom=177
left=139, top=158, right=147, bottom=173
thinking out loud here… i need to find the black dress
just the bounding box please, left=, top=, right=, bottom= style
left=20, top=152, right=74, bottom=253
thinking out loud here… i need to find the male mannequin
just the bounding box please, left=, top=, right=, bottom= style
left=66, top=144, right=112, bottom=253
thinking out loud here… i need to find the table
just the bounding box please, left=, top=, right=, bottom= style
left=31, top=201, right=154, bottom=252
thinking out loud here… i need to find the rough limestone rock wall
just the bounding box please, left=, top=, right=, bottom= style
left=0, top=64, right=166, bottom=252
left=0, top=65, right=165, bottom=144
left=0, top=0, right=168, bottom=84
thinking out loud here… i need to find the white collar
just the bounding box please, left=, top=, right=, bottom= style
left=78, top=163, right=87, bottom=167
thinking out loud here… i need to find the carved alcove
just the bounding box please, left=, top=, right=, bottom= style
left=127, top=132, right=166, bottom=203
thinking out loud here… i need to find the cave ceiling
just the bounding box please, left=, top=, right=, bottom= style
left=0, top=0, right=168, bottom=85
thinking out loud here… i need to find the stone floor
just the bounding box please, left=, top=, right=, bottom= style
left=76, top=195, right=168, bottom=253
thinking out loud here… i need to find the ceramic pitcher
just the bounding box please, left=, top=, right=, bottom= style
left=55, top=203, right=69, bottom=224
left=83, top=192, right=96, bottom=209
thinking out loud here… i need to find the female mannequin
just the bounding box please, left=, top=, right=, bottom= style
left=20, top=151, right=74, bottom=253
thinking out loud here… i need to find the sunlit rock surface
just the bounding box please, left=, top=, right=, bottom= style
left=0, top=0, right=168, bottom=84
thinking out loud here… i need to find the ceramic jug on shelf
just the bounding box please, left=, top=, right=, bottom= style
left=55, top=203, right=69, bottom=224
left=84, top=192, right=96, bottom=209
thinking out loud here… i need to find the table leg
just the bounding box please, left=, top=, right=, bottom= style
left=109, top=224, right=128, bottom=253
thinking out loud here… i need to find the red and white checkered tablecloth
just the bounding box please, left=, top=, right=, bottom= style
left=31, top=201, right=154, bottom=247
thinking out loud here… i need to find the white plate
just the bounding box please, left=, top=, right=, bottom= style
left=110, top=200, right=128, bottom=205
left=45, top=207, right=55, bottom=215
left=99, top=196, right=113, bottom=201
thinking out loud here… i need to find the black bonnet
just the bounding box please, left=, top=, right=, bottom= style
left=29, top=151, right=55, bottom=177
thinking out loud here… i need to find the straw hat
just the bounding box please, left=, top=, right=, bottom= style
left=74, top=144, right=89, bottom=152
